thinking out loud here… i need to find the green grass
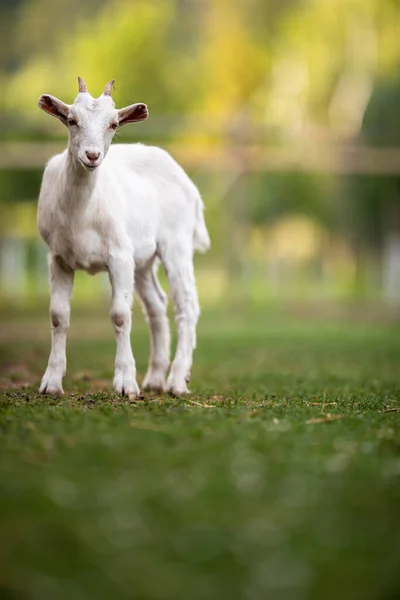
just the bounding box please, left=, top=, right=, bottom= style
left=0, top=307, right=400, bottom=600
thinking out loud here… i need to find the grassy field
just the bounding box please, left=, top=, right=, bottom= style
left=0, top=306, right=399, bottom=600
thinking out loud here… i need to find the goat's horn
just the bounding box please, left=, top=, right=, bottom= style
left=78, top=76, right=88, bottom=93
left=103, top=79, right=115, bottom=96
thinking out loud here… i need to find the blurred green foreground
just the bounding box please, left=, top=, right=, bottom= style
left=0, top=307, right=399, bottom=600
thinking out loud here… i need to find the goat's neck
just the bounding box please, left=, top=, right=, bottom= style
left=59, top=147, right=98, bottom=210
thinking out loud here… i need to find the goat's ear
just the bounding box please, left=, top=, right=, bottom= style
left=38, top=95, right=70, bottom=124
left=118, top=103, right=149, bottom=126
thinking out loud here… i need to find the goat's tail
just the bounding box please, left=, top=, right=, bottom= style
left=193, top=193, right=211, bottom=253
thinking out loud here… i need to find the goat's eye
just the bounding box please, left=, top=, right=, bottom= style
left=110, top=122, right=118, bottom=130
left=68, top=118, right=78, bottom=127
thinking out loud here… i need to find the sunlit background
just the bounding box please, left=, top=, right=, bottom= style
left=1, top=0, right=400, bottom=308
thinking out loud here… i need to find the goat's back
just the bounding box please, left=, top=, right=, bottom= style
left=108, top=143, right=195, bottom=197
left=106, top=143, right=209, bottom=252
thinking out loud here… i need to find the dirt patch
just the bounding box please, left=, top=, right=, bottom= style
left=0, top=362, right=38, bottom=391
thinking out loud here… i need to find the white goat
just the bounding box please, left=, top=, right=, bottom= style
left=37, top=77, right=210, bottom=397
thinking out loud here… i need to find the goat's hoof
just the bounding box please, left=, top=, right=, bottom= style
left=142, top=372, right=166, bottom=394
left=39, top=371, right=64, bottom=396
left=166, top=382, right=191, bottom=397
left=40, top=389, right=64, bottom=396
left=39, top=385, right=64, bottom=396
left=113, top=372, right=140, bottom=397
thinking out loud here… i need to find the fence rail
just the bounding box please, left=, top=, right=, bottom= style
left=1, top=142, right=400, bottom=174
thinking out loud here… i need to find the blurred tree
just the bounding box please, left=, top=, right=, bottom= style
left=342, top=76, right=400, bottom=299
left=0, top=0, right=106, bottom=76
left=195, top=0, right=269, bottom=119
left=3, top=0, right=400, bottom=140
left=0, top=0, right=27, bottom=73
left=3, top=0, right=203, bottom=122
left=2, top=0, right=400, bottom=300
left=250, top=172, right=333, bottom=227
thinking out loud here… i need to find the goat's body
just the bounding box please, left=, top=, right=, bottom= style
left=38, top=142, right=210, bottom=397
left=38, top=143, right=209, bottom=275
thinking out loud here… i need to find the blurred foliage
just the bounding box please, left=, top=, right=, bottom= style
left=250, top=173, right=334, bottom=227
left=1, top=0, right=399, bottom=138
left=1, top=0, right=400, bottom=301
left=340, top=77, right=400, bottom=257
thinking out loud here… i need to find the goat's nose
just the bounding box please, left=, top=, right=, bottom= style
left=85, top=150, right=100, bottom=162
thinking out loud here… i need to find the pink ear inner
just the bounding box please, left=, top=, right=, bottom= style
left=119, top=103, right=149, bottom=125
left=38, top=95, right=69, bottom=121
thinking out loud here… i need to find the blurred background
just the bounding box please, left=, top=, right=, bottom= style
left=1, top=0, right=400, bottom=310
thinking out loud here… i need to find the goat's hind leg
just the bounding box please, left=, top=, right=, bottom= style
left=136, top=262, right=170, bottom=392
left=161, top=245, right=200, bottom=396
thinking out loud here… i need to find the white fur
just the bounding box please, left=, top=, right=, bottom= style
left=37, top=83, right=210, bottom=397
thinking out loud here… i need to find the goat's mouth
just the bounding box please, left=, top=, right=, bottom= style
left=79, top=159, right=100, bottom=172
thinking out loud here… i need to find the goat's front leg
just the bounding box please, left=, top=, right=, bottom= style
left=109, top=252, right=140, bottom=397
left=40, top=256, right=74, bottom=395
